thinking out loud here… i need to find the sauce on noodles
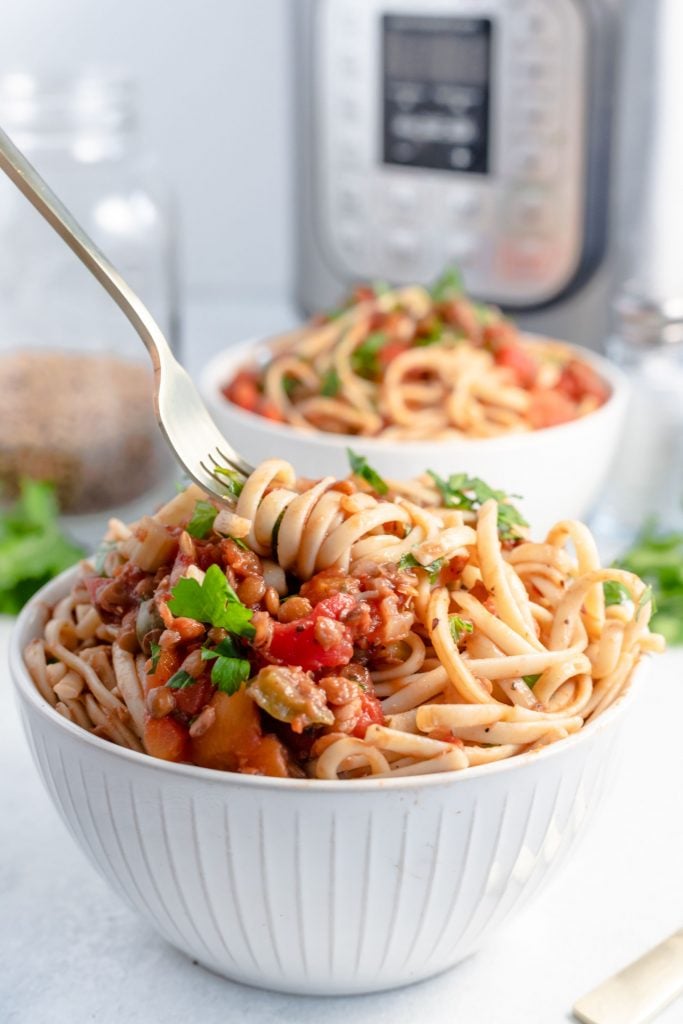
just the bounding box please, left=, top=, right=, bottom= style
left=26, top=457, right=663, bottom=780
left=222, top=269, right=610, bottom=439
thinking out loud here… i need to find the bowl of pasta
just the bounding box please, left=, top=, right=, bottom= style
left=201, top=271, right=627, bottom=536
left=12, top=458, right=662, bottom=996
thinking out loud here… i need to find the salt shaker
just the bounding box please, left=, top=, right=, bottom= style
left=592, top=287, right=683, bottom=556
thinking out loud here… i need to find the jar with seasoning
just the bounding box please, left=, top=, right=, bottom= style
left=0, top=72, right=178, bottom=532
left=591, top=288, right=683, bottom=559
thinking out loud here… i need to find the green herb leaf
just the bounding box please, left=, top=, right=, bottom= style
left=603, top=580, right=631, bottom=607
left=282, top=374, right=297, bottom=398
left=201, top=637, right=241, bottom=661
left=92, top=540, right=118, bottom=577
left=430, top=266, right=464, bottom=303
left=397, top=552, right=444, bottom=583
left=210, top=656, right=251, bottom=694
left=347, top=448, right=389, bottom=496
left=449, top=615, right=473, bottom=642
left=186, top=500, right=218, bottom=539
left=148, top=642, right=161, bottom=674
left=167, top=670, right=195, bottom=690
left=351, top=331, right=387, bottom=378
left=638, top=584, right=657, bottom=614
left=0, top=479, right=84, bottom=613
left=213, top=467, right=244, bottom=500
left=320, top=366, right=340, bottom=397
left=615, top=526, right=683, bottom=641
left=523, top=674, right=541, bottom=688
left=168, top=563, right=255, bottom=637
left=427, top=470, right=528, bottom=540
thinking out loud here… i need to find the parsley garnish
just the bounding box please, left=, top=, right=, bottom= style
left=148, top=642, right=161, bottom=675
left=638, top=584, right=656, bottom=614
left=168, top=563, right=255, bottom=637
left=603, top=580, right=631, bottom=607
left=320, top=366, right=340, bottom=397
left=92, top=539, right=118, bottom=577
left=186, top=500, right=217, bottom=539
left=427, top=470, right=528, bottom=540
left=523, top=674, right=541, bottom=688
left=414, top=324, right=444, bottom=347
left=167, top=670, right=195, bottom=690
left=449, top=615, right=473, bottom=642
left=351, top=331, right=387, bottom=378
left=397, top=552, right=444, bottom=582
left=347, top=449, right=389, bottom=496
left=0, top=479, right=84, bottom=614
left=201, top=638, right=251, bottom=695
left=282, top=374, right=297, bottom=398
left=213, top=467, right=244, bottom=500
left=430, top=266, right=463, bottom=303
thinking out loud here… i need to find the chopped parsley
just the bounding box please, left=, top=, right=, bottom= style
left=186, top=500, right=217, bottom=539
left=282, top=374, right=298, bottom=398
left=523, top=674, right=541, bottom=688
left=414, top=324, right=444, bottom=347
left=0, top=479, right=84, bottom=614
left=201, top=638, right=251, bottom=695
left=430, top=266, right=463, bottom=303
left=213, top=467, right=244, bottom=500
left=603, top=580, right=631, bottom=607
left=397, top=552, right=444, bottom=583
left=347, top=449, right=389, bottom=496
left=427, top=470, right=528, bottom=540
left=320, top=366, right=341, bottom=397
left=351, top=331, right=387, bottom=378
left=148, top=642, right=161, bottom=674
left=167, top=670, right=195, bottom=690
left=168, top=563, right=255, bottom=637
left=92, top=539, right=118, bottom=577
left=449, top=615, right=473, bottom=643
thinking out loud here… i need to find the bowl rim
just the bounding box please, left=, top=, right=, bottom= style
left=199, top=334, right=629, bottom=455
left=11, top=565, right=642, bottom=793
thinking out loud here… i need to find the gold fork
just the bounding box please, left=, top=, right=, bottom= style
left=0, top=125, right=253, bottom=500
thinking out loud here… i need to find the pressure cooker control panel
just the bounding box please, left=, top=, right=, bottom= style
left=314, top=0, right=592, bottom=308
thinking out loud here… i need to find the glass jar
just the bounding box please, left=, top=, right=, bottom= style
left=591, top=288, right=683, bottom=558
left=0, top=72, right=178, bottom=532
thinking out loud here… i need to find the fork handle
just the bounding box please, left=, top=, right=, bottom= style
left=0, top=124, right=171, bottom=374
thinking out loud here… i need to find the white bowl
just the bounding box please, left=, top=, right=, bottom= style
left=200, top=338, right=628, bottom=537
left=11, top=568, right=642, bottom=996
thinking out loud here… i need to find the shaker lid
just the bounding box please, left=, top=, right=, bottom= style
left=615, top=285, right=683, bottom=346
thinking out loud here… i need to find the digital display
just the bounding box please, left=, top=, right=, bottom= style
left=383, top=15, right=492, bottom=174
left=385, top=24, right=489, bottom=87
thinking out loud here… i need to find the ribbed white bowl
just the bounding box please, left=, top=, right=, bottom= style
left=11, top=570, right=638, bottom=996
left=200, top=338, right=628, bottom=537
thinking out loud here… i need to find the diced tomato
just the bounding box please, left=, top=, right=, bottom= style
left=143, top=716, right=191, bottom=763
left=556, top=359, right=610, bottom=404
left=527, top=389, right=578, bottom=429
left=257, top=397, right=286, bottom=422
left=351, top=689, right=385, bottom=738
left=377, top=339, right=410, bottom=368
left=268, top=594, right=356, bottom=671
left=223, top=370, right=261, bottom=413
left=494, top=342, right=539, bottom=389
left=173, top=676, right=214, bottom=717
left=146, top=647, right=181, bottom=691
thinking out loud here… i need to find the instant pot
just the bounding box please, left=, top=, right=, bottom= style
left=293, top=0, right=623, bottom=346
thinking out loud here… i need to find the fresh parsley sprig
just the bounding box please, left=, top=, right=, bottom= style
left=186, top=500, right=218, bottom=539
left=351, top=331, right=387, bottom=379
left=201, top=637, right=251, bottom=695
left=397, top=551, right=444, bottom=583
left=449, top=615, right=473, bottom=643
left=428, top=470, right=528, bottom=540
left=168, top=564, right=255, bottom=637
left=347, top=449, right=389, bottom=496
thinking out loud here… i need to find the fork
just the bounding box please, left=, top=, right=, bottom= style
left=0, top=125, right=253, bottom=501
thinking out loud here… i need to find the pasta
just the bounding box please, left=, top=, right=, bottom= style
left=26, top=457, right=663, bottom=780
left=222, top=269, right=610, bottom=439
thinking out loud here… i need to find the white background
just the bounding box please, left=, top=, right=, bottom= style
left=0, top=0, right=294, bottom=304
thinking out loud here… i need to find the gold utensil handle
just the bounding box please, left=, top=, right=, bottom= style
left=573, top=929, right=683, bottom=1024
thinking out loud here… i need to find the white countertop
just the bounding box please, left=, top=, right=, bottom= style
left=2, top=613, right=682, bottom=1024
left=2, top=299, right=683, bottom=1022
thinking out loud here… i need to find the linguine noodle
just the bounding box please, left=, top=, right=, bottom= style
left=26, top=458, right=663, bottom=780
